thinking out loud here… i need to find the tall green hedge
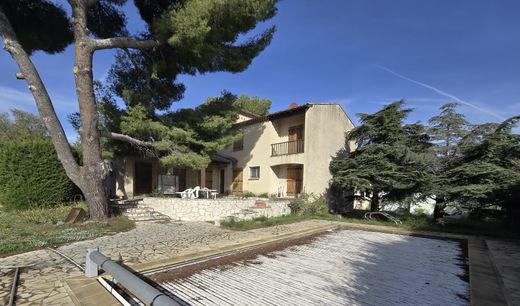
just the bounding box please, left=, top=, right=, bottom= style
left=0, top=139, right=79, bottom=210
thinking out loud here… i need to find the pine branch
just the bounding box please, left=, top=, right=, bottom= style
left=100, top=130, right=154, bottom=147
left=92, top=37, right=160, bottom=51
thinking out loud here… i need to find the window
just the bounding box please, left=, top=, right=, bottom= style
left=249, top=166, right=260, bottom=179
left=233, top=137, right=244, bottom=151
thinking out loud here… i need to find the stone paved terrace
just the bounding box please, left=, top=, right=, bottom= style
left=1, top=220, right=519, bottom=305
left=486, top=240, right=520, bottom=306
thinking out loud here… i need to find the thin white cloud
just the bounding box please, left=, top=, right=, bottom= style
left=0, top=85, right=76, bottom=113
left=377, top=65, right=506, bottom=121
left=0, top=85, right=79, bottom=142
left=0, top=85, right=36, bottom=111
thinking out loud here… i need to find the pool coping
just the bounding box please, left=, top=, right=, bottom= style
left=65, top=221, right=508, bottom=306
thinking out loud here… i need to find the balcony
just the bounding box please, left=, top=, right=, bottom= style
left=271, top=139, right=304, bottom=156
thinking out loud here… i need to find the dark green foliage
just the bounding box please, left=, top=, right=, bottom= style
left=107, top=50, right=186, bottom=112
left=134, top=0, right=179, bottom=28
left=119, top=92, right=242, bottom=169
left=0, top=0, right=73, bottom=54
left=1, top=0, right=128, bottom=55
left=235, top=95, right=271, bottom=115
left=0, top=109, right=47, bottom=141
left=87, top=0, right=128, bottom=38
left=0, top=139, right=79, bottom=210
left=106, top=0, right=277, bottom=115
left=242, top=191, right=256, bottom=198
left=427, top=103, right=470, bottom=217
left=428, top=103, right=469, bottom=162
left=156, top=0, right=277, bottom=73
left=442, top=116, right=520, bottom=220
left=330, top=101, right=434, bottom=211
left=288, top=196, right=329, bottom=216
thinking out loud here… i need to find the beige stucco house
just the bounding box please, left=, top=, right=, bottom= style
left=114, top=103, right=354, bottom=198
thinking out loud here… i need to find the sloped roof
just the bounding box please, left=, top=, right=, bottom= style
left=235, top=103, right=312, bottom=127
left=238, top=110, right=261, bottom=118
left=210, top=153, right=237, bottom=164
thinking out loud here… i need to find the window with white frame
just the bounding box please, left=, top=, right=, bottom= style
left=249, top=166, right=260, bottom=179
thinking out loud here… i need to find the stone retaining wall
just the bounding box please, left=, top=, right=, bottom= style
left=142, top=197, right=291, bottom=222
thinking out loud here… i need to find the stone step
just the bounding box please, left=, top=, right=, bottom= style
left=121, top=204, right=171, bottom=222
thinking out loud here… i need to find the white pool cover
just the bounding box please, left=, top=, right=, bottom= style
left=159, top=230, right=469, bottom=306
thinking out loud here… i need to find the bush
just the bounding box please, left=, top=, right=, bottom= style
left=0, top=139, right=80, bottom=211
left=242, top=191, right=256, bottom=198
left=258, top=193, right=269, bottom=198
left=289, top=195, right=329, bottom=216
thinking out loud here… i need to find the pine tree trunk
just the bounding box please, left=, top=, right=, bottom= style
left=71, top=2, right=109, bottom=220
left=370, top=190, right=380, bottom=211
left=433, top=197, right=445, bottom=220
left=81, top=176, right=109, bottom=219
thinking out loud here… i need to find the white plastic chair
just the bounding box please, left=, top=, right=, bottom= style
left=191, top=186, right=200, bottom=199
left=277, top=185, right=285, bottom=198
left=176, top=188, right=192, bottom=198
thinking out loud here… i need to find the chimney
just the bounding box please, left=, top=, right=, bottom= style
left=288, top=102, right=298, bottom=109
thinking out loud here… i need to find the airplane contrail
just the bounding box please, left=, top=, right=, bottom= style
left=377, top=65, right=505, bottom=121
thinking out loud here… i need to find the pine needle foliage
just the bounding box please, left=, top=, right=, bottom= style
left=330, top=101, right=434, bottom=211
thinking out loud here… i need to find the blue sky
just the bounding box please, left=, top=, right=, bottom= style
left=1, top=0, right=519, bottom=142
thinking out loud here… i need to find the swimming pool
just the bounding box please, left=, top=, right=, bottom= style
left=149, top=230, right=469, bottom=306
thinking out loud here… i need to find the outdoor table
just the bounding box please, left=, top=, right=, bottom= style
left=200, top=189, right=218, bottom=199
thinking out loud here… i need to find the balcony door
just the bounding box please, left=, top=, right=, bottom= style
left=287, top=165, right=303, bottom=196
left=288, top=126, right=303, bottom=154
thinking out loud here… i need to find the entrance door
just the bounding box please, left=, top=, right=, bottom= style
left=232, top=169, right=243, bottom=195
left=287, top=165, right=303, bottom=196
left=205, top=169, right=213, bottom=189
left=220, top=169, right=225, bottom=194
left=288, top=126, right=303, bottom=154
left=134, top=162, right=153, bottom=195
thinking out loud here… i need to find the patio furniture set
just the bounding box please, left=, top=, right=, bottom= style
left=175, top=186, right=218, bottom=199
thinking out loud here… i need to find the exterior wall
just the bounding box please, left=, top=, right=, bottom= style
left=143, top=197, right=291, bottom=221
left=219, top=113, right=306, bottom=195
left=236, top=113, right=256, bottom=123
left=115, top=156, right=161, bottom=198
left=303, top=104, right=355, bottom=195
left=116, top=104, right=354, bottom=198
left=185, top=169, right=200, bottom=190
left=220, top=120, right=274, bottom=194
left=219, top=105, right=354, bottom=196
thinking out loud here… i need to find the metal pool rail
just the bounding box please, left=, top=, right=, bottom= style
left=85, top=248, right=180, bottom=306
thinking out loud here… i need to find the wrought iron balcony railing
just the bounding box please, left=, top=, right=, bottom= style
left=271, top=139, right=304, bottom=156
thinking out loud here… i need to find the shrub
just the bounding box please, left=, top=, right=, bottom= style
left=258, top=193, right=269, bottom=198
left=288, top=199, right=305, bottom=215
left=242, top=191, right=256, bottom=198
left=289, top=195, right=329, bottom=216
left=0, top=139, right=80, bottom=211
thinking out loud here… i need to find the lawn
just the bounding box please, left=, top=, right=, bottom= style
left=221, top=211, right=520, bottom=239
left=0, top=203, right=135, bottom=257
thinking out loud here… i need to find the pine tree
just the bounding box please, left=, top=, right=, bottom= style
left=0, top=0, right=278, bottom=219
left=427, top=102, right=470, bottom=218
left=234, top=95, right=272, bottom=115
left=330, top=101, right=434, bottom=211
left=442, top=116, right=520, bottom=223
